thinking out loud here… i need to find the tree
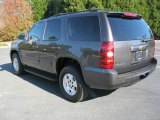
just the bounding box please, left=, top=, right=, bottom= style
left=0, top=0, right=33, bottom=41
left=43, top=0, right=63, bottom=18
left=102, top=0, right=121, bottom=11
left=29, top=0, right=48, bottom=21
left=85, top=0, right=104, bottom=9
left=147, top=0, right=160, bottom=38
left=61, top=0, right=85, bottom=12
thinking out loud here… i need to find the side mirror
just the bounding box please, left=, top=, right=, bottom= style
left=17, top=33, right=25, bottom=40
left=30, top=35, right=39, bottom=41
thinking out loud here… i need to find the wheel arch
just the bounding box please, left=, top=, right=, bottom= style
left=10, top=50, right=18, bottom=59
left=10, top=49, right=23, bottom=64
left=56, top=57, right=83, bottom=76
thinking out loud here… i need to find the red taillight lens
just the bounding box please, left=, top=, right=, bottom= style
left=153, top=40, right=155, bottom=57
left=100, top=41, right=114, bottom=69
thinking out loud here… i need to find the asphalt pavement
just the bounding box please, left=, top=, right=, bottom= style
left=0, top=41, right=160, bottom=120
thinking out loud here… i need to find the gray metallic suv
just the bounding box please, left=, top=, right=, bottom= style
left=10, top=9, right=157, bottom=102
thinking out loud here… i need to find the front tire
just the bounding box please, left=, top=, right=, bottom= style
left=12, top=53, right=24, bottom=75
left=59, top=66, right=89, bottom=102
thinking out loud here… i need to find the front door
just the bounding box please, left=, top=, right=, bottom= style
left=19, top=21, right=45, bottom=69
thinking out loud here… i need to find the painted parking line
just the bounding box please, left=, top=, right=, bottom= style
left=156, top=66, right=160, bottom=69
left=155, top=55, right=160, bottom=57
left=0, top=47, right=10, bottom=49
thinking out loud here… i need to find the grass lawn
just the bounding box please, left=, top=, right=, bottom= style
left=0, top=42, right=7, bottom=47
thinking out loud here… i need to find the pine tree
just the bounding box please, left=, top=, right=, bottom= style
left=29, top=0, right=48, bottom=21
left=61, top=0, right=85, bottom=12
left=85, top=0, right=104, bottom=9
left=102, top=0, right=121, bottom=11
left=43, top=0, right=63, bottom=18
left=147, top=0, right=160, bottom=38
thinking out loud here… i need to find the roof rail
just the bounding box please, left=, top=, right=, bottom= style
left=52, top=12, right=75, bottom=17
left=86, top=8, right=111, bottom=12
left=51, top=8, right=111, bottom=17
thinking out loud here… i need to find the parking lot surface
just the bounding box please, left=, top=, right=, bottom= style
left=0, top=41, right=160, bottom=120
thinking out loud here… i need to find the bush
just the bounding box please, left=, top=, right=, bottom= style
left=0, top=0, right=33, bottom=42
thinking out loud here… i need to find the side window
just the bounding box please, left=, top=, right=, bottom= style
left=67, top=16, right=100, bottom=41
left=44, top=19, right=61, bottom=40
left=28, top=21, right=45, bottom=41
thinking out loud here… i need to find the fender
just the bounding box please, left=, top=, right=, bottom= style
left=10, top=40, right=24, bottom=65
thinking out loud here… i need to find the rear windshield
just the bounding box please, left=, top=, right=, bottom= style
left=108, top=17, right=153, bottom=41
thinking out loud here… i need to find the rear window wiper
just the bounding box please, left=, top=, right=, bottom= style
left=141, top=38, right=151, bottom=42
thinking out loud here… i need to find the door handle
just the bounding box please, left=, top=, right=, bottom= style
left=51, top=46, right=60, bottom=49
left=32, top=46, right=38, bottom=48
left=28, top=40, right=33, bottom=44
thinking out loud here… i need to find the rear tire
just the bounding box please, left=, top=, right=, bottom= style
left=12, top=53, right=24, bottom=75
left=59, top=65, right=89, bottom=102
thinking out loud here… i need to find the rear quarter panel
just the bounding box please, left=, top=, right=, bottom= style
left=60, top=13, right=106, bottom=69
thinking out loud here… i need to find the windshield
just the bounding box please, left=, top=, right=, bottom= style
left=108, top=17, right=153, bottom=41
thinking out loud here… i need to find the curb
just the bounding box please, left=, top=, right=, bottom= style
left=155, top=40, right=160, bottom=45
left=0, top=41, right=12, bottom=49
left=0, top=46, right=10, bottom=49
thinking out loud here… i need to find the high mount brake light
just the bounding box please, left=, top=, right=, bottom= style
left=123, top=13, right=138, bottom=17
left=107, top=12, right=142, bottom=19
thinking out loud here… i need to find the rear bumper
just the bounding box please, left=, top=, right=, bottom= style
left=83, top=58, right=157, bottom=90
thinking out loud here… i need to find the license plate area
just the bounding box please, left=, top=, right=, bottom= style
left=135, top=51, right=143, bottom=61
left=131, top=49, right=148, bottom=64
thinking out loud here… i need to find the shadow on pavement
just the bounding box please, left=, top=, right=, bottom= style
left=0, top=63, right=116, bottom=102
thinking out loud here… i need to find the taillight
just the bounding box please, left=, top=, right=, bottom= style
left=153, top=40, right=155, bottom=57
left=100, top=41, right=114, bottom=69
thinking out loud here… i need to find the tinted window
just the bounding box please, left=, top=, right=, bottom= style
left=44, top=19, right=61, bottom=40
left=67, top=16, right=100, bottom=41
left=28, top=21, right=45, bottom=41
left=108, top=17, right=153, bottom=41
left=17, top=34, right=25, bottom=40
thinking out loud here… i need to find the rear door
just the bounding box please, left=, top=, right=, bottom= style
left=107, top=13, right=154, bottom=73
left=63, top=14, right=101, bottom=69
left=38, top=19, right=62, bottom=73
